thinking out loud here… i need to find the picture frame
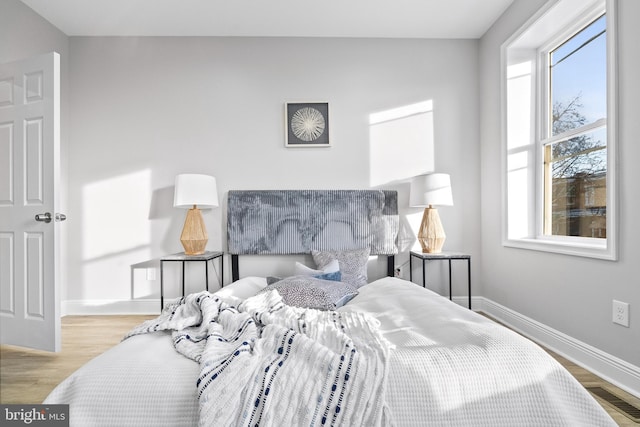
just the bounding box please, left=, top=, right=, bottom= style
left=285, top=102, right=330, bottom=147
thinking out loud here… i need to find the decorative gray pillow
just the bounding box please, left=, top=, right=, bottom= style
left=312, top=248, right=370, bottom=288
left=260, top=276, right=358, bottom=310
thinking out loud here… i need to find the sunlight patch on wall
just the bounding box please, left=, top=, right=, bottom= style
left=507, top=151, right=532, bottom=238
left=82, top=247, right=152, bottom=300
left=406, top=210, right=425, bottom=240
left=369, top=100, right=434, bottom=187
left=507, top=61, right=533, bottom=151
left=506, top=61, right=535, bottom=238
left=82, top=170, right=152, bottom=260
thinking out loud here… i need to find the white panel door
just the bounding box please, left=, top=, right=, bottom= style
left=0, top=52, right=61, bottom=352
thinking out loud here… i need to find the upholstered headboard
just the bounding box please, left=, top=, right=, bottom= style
left=227, top=190, right=399, bottom=280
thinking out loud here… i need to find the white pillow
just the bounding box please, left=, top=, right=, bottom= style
left=214, top=276, right=268, bottom=300
left=294, top=259, right=339, bottom=276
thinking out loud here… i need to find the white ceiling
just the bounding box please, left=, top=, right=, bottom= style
left=20, top=0, right=514, bottom=39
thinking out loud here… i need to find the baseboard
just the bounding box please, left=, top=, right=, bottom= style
left=62, top=299, right=161, bottom=316
left=451, top=295, right=480, bottom=309
left=477, top=296, right=640, bottom=399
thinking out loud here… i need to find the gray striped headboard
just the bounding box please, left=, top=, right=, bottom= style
left=227, top=190, right=399, bottom=280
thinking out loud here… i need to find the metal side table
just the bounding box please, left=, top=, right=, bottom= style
left=409, top=251, right=471, bottom=309
left=159, top=251, right=223, bottom=311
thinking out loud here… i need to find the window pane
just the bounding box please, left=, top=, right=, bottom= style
left=550, top=127, right=606, bottom=173
left=545, top=128, right=607, bottom=237
left=550, top=15, right=606, bottom=135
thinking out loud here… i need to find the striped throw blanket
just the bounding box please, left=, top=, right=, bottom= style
left=126, top=290, right=392, bottom=427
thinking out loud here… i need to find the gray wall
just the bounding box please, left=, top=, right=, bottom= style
left=1, top=0, right=481, bottom=307
left=479, top=0, right=640, bottom=372
left=64, top=36, right=480, bottom=302
left=0, top=0, right=68, bottom=63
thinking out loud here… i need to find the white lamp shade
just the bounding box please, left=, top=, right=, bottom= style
left=173, top=174, right=219, bottom=209
left=410, top=173, right=453, bottom=207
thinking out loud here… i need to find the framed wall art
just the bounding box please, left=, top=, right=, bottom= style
left=285, top=102, right=330, bottom=147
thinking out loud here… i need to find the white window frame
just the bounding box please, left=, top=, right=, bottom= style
left=501, top=0, right=617, bottom=260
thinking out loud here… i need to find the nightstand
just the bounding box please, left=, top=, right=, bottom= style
left=159, top=251, right=224, bottom=311
left=409, top=251, right=471, bottom=309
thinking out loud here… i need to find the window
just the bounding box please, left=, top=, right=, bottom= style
left=544, top=15, right=607, bottom=238
left=502, top=0, right=617, bottom=260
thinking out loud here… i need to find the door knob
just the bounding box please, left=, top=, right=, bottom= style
left=55, top=213, right=67, bottom=222
left=35, top=212, right=52, bottom=223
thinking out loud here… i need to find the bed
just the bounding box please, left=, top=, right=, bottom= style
left=44, top=190, right=616, bottom=426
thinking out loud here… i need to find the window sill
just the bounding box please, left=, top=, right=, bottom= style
left=503, top=237, right=617, bottom=261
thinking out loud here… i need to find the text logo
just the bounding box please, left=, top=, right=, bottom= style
left=1, top=405, right=69, bottom=426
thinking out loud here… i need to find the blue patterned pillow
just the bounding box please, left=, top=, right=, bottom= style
left=314, top=271, right=341, bottom=282
left=267, top=271, right=341, bottom=285
left=312, top=248, right=370, bottom=288
left=260, top=276, right=358, bottom=310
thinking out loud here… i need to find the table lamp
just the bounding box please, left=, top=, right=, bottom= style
left=173, top=174, right=219, bottom=255
left=410, top=173, right=453, bottom=253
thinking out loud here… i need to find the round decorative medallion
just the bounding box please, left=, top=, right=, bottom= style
left=290, top=107, right=326, bottom=142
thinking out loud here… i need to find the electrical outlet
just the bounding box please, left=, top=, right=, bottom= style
left=612, top=300, right=629, bottom=327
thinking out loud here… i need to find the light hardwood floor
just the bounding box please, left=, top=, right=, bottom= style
left=0, top=315, right=154, bottom=405
left=1, top=315, right=638, bottom=425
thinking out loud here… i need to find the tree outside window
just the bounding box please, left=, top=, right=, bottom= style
left=543, top=14, right=607, bottom=238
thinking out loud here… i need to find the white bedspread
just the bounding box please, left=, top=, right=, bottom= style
left=339, top=277, right=616, bottom=426
left=45, top=276, right=616, bottom=426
